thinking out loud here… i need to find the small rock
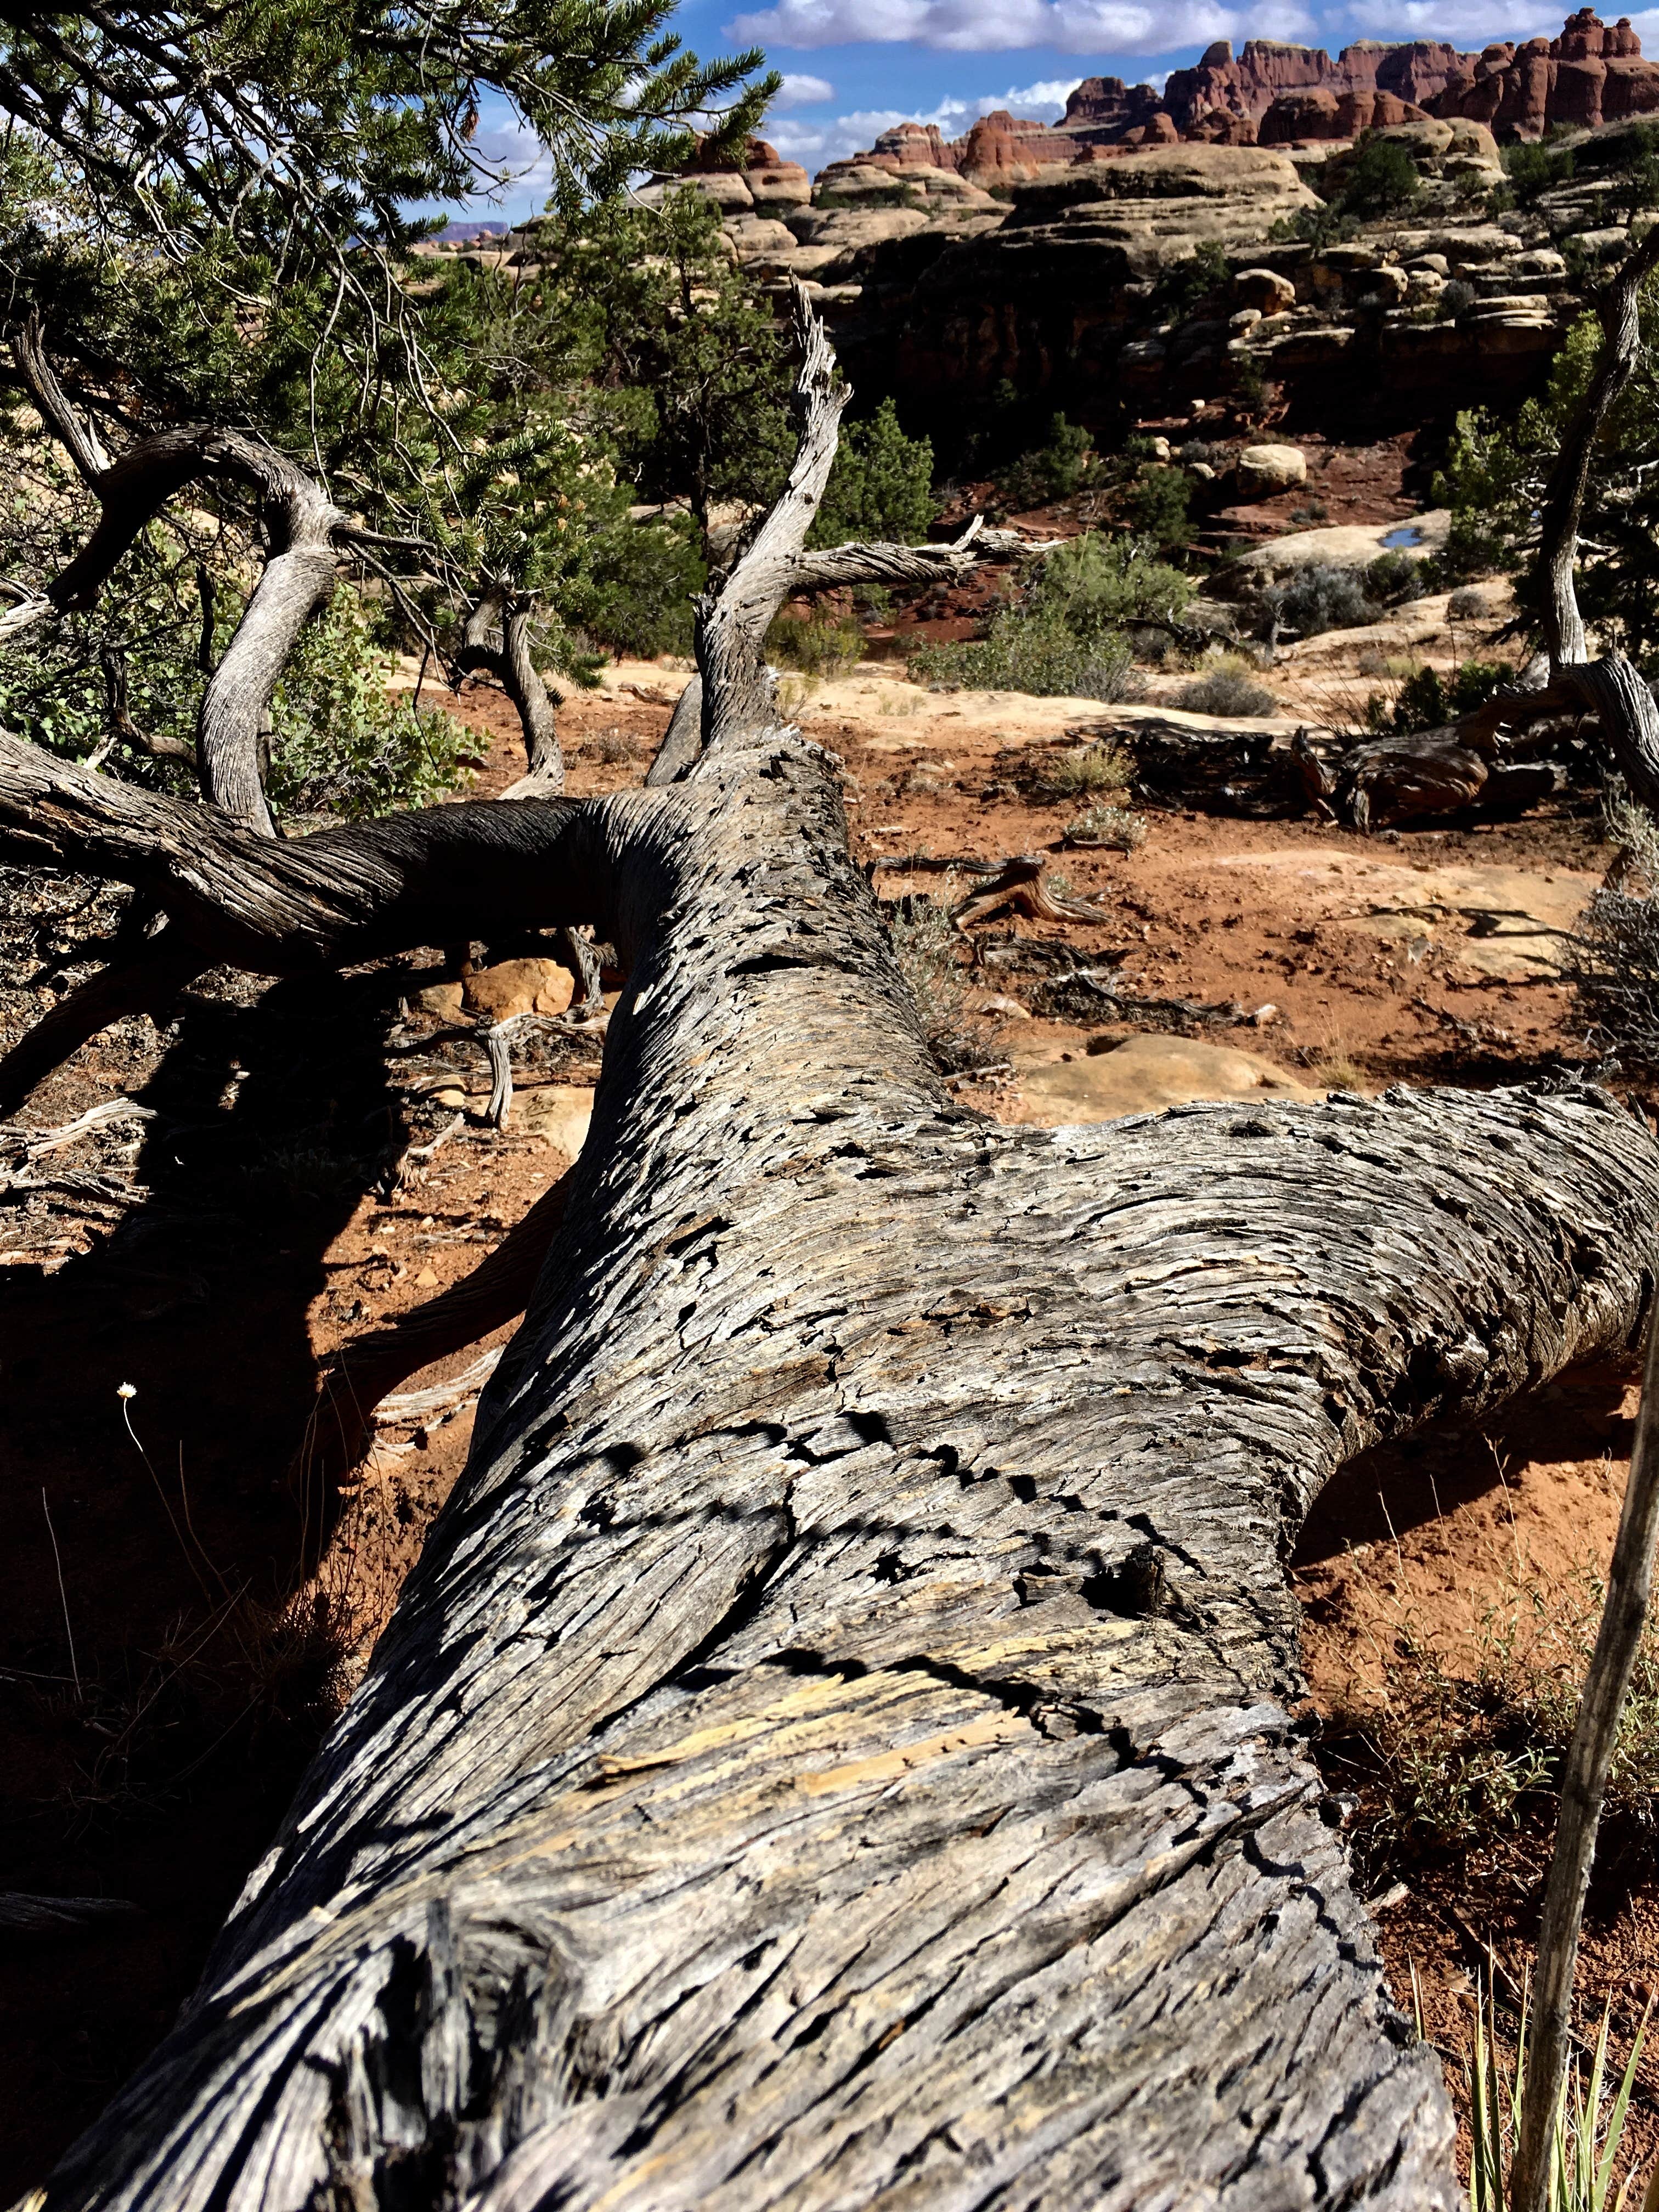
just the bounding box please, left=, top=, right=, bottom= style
left=463, top=957, right=574, bottom=1022
left=414, top=1266, right=439, bottom=1288
left=415, top=981, right=464, bottom=1016
left=514, top=1084, right=596, bottom=1156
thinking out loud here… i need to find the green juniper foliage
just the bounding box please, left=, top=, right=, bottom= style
left=0, top=1, right=772, bottom=812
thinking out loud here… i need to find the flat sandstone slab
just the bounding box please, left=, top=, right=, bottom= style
left=1002, top=1031, right=1316, bottom=1127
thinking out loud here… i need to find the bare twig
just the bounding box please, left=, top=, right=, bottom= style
left=1512, top=1304, right=1659, bottom=2212
left=41, top=1488, right=81, bottom=1701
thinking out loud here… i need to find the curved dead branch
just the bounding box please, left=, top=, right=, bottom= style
left=13, top=318, right=351, bottom=832
left=455, top=588, right=565, bottom=794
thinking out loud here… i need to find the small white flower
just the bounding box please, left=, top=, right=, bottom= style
left=116, top=1382, right=137, bottom=1400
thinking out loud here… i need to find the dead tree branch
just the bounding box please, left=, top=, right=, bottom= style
left=455, top=587, right=565, bottom=794
left=12, top=318, right=353, bottom=832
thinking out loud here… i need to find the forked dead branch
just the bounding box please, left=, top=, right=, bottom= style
left=9, top=294, right=1659, bottom=2209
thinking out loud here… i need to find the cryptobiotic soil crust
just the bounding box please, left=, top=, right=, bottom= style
left=0, top=651, right=1651, bottom=2193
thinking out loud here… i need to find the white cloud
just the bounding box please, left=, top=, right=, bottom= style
left=461, top=115, right=559, bottom=206
left=728, top=0, right=1240, bottom=54
left=1343, top=0, right=1554, bottom=36
left=775, top=70, right=838, bottom=103
left=1000, top=74, right=1084, bottom=113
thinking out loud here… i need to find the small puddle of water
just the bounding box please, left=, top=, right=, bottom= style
left=1380, top=524, right=1424, bottom=550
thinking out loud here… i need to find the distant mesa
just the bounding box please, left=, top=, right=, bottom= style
left=765, top=9, right=1659, bottom=180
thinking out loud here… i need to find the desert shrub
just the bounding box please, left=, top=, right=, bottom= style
left=1149, top=241, right=1229, bottom=318
left=1272, top=132, right=1421, bottom=247
left=1568, top=796, right=1659, bottom=1065
left=910, top=532, right=1186, bottom=701
left=1265, top=562, right=1377, bottom=637
left=585, top=515, right=707, bottom=657
left=766, top=611, right=864, bottom=677
left=1065, top=800, right=1146, bottom=849
left=885, top=894, right=972, bottom=1066
left=1340, top=135, right=1424, bottom=221
left=912, top=610, right=1139, bottom=701
left=1175, top=654, right=1278, bottom=718
left=1037, top=742, right=1132, bottom=798
left=1379, top=658, right=1513, bottom=736
left=1440, top=276, right=1478, bottom=319
left=1333, top=1557, right=1659, bottom=1858
left=1500, top=134, right=1577, bottom=207
left=1364, top=550, right=1427, bottom=606
left=1448, top=584, right=1489, bottom=620
left=1030, top=531, right=1193, bottom=632
left=1126, top=462, right=1192, bottom=549
left=267, top=585, right=476, bottom=821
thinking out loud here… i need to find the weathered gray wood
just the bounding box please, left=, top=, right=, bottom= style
left=1514, top=1300, right=1659, bottom=2212
left=12, top=319, right=349, bottom=833
left=19, top=300, right=1659, bottom=2212
left=458, top=590, right=565, bottom=794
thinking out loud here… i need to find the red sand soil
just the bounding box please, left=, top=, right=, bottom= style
left=0, top=646, right=1650, bottom=2191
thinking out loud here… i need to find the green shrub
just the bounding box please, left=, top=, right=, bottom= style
left=585, top=515, right=706, bottom=657
left=1126, top=464, right=1192, bottom=549
left=910, top=608, right=1138, bottom=701
left=766, top=611, right=864, bottom=677
left=1340, top=135, right=1423, bottom=221
left=268, top=584, right=475, bottom=821
left=810, top=399, right=935, bottom=547
left=1501, top=135, right=1577, bottom=207
left=1380, top=657, right=1513, bottom=735
left=996, top=413, right=1097, bottom=510
left=1176, top=653, right=1278, bottom=718
left=1029, top=531, right=1193, bottom=631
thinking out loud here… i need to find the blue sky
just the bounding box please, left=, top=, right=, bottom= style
left=457, top=0, right=1659, bottom=216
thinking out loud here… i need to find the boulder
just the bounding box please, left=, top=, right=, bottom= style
left=1003, top=1033, right=1313, bottom=1127
left=462, top=957, right=575, bottom=1022
left=862, top=122, right=959, bottom=173
left=1233, top=264, right=1298, bottom=311
left=748, top=164, right=812, bottom=210
left=1234, top=442, right=1309, bottom=496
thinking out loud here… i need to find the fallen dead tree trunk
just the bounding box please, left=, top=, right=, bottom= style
left=15, top=296, right=1659, bottom=2210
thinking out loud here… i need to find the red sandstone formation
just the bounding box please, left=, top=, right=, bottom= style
left=1435, top=9, right=1659, bottom=134
left=821, top=10, right=1659, bottom=174
left=956, top=110, right=1087, bottom=177
left=861, top=121, right=961, bottom=173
